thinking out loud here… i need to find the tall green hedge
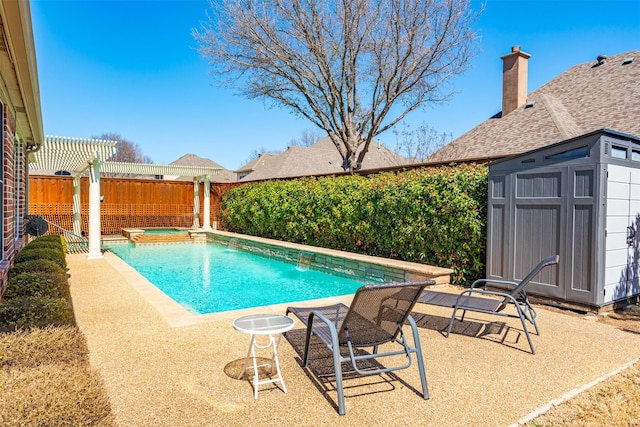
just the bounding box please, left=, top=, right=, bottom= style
left=220, top=164, right=488, bottom=284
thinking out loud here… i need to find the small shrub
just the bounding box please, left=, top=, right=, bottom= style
left=9, top=258, right=66, bottom=278
left=0, top=297, right=73, bottom=332
left=29, top=234, right=63, bottom=243
left=28, top=234, right=69, bottom=253
left=5, top=271, right=69, bottom=300
left=14, top=248, right=66, bottom=269
left=23, top=241, right=65, bottom=255
left=0, top=325, right=89, bottom=368
left=0, top=362, right=115, bottom=426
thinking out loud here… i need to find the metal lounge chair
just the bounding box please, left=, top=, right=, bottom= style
left=285, top=280, right=434, bottom=415
left=418, top=255, right=559, bottom=354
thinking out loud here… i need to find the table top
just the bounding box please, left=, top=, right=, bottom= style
left=233, top=314, right=295, bottom=335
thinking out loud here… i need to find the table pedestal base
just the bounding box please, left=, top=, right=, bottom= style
left=238, top=333, right=287, bottom=399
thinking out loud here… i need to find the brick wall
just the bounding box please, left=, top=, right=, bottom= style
left=0, top=104, right=25, bottom=297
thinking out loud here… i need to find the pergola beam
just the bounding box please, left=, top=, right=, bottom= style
left=29, top=135, right=224, bottom=259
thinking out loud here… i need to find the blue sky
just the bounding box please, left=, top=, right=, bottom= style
left=30, top=0, right=639, bottom=170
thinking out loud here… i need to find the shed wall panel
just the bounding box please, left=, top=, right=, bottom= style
left=607, top=198, right=632, bottom=214
left=608, top=165, right=632, bottom=182
left=572, top=205, right=593, bottom=292
left=607, top=216, right=633, bottom=232
left=607, top=181, right=630, bottom=199
left=574, top=170, right=594, bottom=197
left=606, top=232, right=629, bottom=251
left=605, top=265, right=629, bottom=286
left=488, top=204, right=505, bottom=278
left=516, top=172, right=562, bottom=198
left=492, top=175, right=505, bottom=198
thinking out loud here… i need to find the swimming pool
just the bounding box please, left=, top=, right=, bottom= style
left=105, top=242, right=365, bottom=314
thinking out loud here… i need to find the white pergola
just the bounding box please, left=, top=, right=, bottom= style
left=29, top=136, right=223, bottom=259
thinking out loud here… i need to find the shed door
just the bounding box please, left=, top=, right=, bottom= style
left=604, top=165, right=640, bottom=303
left=512, top=170, right=563, bottom=298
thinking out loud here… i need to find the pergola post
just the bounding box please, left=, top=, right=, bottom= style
left=203, top=177, right=211, bottom=230
left=87, top=158, right=103, bottom=259
left=192, top=178, right=200, bottom=228
left=72, top=175, right=82, bottom=236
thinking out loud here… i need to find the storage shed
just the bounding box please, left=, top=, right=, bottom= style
left=487, top=129, right=640, bottom=309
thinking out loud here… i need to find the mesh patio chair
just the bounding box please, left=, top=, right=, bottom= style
left=418, top=255, right=559, bottom=354
left=286, top=280, right=434, bottom=415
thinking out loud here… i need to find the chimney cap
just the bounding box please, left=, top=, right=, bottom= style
left=597, top=54, right=607, bottom=64
left=501, top=46, right=531, bottom=60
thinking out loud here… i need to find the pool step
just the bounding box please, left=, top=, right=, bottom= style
left=131, top=233, right=193, bottom=244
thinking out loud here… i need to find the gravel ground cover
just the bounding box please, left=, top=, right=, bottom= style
left=66, top=253, right=640, bottom=426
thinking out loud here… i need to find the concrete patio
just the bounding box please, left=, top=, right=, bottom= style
left=67, top=253, right=640, bottom=426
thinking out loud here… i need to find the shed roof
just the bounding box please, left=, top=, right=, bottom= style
left=429, top=50, right=640, bottom=163
left=489, top=128, right=640, bottom=167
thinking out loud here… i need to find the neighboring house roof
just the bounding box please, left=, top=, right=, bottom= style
left=169, top=153, right=236, bottom=183
left=429, top=50, right=640, bottom=163
left=240, top=136, right=406, bottom=181
left=235, top=153, right=278, bottom=175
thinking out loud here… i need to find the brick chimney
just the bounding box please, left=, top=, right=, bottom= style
left=501, top=46, right=531, bottom=116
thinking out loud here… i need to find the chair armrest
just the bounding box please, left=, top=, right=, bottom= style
left=307, top=309, right=341, bottom=349
left=470, top=279, right=519, bottom=289
left=456, top=288, right=521, bottom=310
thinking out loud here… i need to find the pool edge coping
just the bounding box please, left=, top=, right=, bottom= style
left=102, top=251, right=356, bottom=327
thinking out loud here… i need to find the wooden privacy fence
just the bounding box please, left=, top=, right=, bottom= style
left=29, top=176, right=234, bottom=235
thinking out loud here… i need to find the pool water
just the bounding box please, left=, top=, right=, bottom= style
left=105, top=242, right=364, bottom=314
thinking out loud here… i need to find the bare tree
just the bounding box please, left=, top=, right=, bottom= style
left=94, top=133, right=153, bottom=177
left=289, top=128, right=321, bottom=147
left=195, top=0, right=479, bottom=170
left=392, top=122, right=452, bottom=163
left=96, top=133, right=152, bottom=164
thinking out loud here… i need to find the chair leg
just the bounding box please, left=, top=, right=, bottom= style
left=407, top=315, right=429, bottom=400
left=446, top=306, right=460, bottom=337
left=528, top=306, right=540, bottom=335
left=303, top=313, right=315, bottom=367
left=332, top=340, right=346, bottom=415
left=515, top=306, right=536, bottom=354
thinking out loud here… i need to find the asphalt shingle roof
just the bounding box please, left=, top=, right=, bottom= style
left=169, top=153, right=236, bottom=183
left=429, top=50, right=640, bottom=163
left=240, top=136, right=406, bottom=181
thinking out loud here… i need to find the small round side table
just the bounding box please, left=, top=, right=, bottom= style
left=233, top=313, right=295, bottom=399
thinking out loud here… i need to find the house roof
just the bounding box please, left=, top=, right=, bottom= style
left=235, top=153, right=278, bottom=174
left=1, top=0, right=44, bottom=149
left=429, top=50, right=640, bottom=163
left=169, top=153, right=235, bottom=182
left=240, top=136, right=406, bottom=181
